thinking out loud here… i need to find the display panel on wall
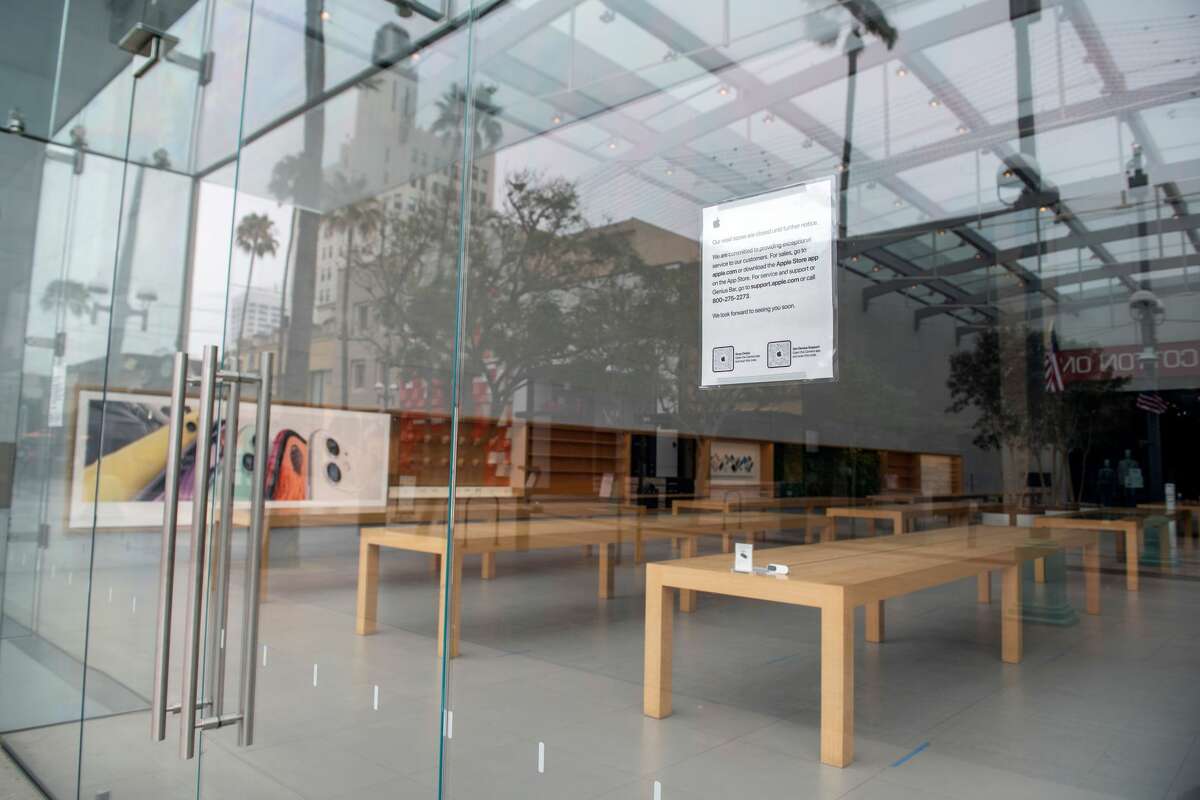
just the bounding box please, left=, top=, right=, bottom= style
left=709, top=440, right=760, bottom=484
left=70, top=390, right=390, bottom=529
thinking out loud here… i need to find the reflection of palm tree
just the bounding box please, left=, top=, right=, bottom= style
left=40, top=279, right=93, bottom=318
left=430, top=83, right=503, bottom=266
left=326, top=173, right=382, bottom=406
left=432, top=83, right=503, bottom=155
left=234, top=213, right=279, bottom=365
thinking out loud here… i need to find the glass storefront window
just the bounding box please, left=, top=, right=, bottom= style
left=1, top=1, right=1199, bottom=798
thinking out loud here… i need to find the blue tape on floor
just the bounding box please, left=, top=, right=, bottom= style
left=890, top=741, right=930, bottom=767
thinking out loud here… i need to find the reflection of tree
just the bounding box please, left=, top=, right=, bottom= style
left=324, top=174, right=382, bottom=406
left=40, top=279, right=93, bottom=318
left=234, top=212, right=279, bottom=362
left=352, top=171, right=647, bottom=417
left=948, top=327, right=1128, bottom=505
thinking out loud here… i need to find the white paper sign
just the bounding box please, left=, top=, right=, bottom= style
left=701, top=177, right=837, bottom=386
left=47, top=361, right=67, bottom=428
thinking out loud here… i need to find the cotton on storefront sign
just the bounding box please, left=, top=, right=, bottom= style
left=1057, top=340, right=1200, bottom=384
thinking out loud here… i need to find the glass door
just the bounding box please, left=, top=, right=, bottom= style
left=0, top=1, right=258, bottom=797
left=192, top=1, right=475, bottom=798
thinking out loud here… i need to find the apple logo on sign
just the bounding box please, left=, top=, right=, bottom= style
left=712, top=218, right=720, bottom=229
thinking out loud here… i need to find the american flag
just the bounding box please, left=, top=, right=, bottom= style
left=1136, top=393, right=1169, bottom=415
left=1044, top=328, right=1064, bottom=393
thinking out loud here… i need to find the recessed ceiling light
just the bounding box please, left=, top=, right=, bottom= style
left=956, top=125, right=968, bottom=135
left=1039, top=205, right=1050, bottom=213
left=871, top=265, right=881, bottom=272
left=896, top=66, right=908, bottom=77
left=936, top=229, right=946, bottom=235
left=929, top=98, right=941, bottom=108
left=665, top=168, right=674, bottom=176
left=834, top=163, right=845, bottom=172
left=551, top=114, right=562, bottom=125
left=762, top=112, right=775, bottom=123
left=411, top=51, right=421, bottom=62
left=718, top=85, right=731, bottom=96
left=320, top=7, right=331, bottom=21
left=894, top=199, right=904, bottom=207
left=607, top=141, right=618, bottom=150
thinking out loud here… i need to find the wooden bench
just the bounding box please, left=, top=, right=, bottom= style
left=643, top=525, right=1097, bottom=768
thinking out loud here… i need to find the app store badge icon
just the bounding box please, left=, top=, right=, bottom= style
left=712, top=345, right=734, bottom=372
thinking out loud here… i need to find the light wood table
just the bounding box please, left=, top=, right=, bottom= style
left=825, top=501, right=977, bottom=534
left=1138, top=502, right=1199, bottom=541
left=233, top=502, right=534, bottom=600
left=868, top=492, right=1001, bottom=504
left=354, top=514, right=734, bottom=657
left=643, top=525, right=1097, bottom=768
left=672, top=496, right=860, bottom=515
left=1032, top=508, right=1188, bottom=589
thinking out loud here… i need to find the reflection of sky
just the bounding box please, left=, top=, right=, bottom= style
left=38, top=0, right=1200, bottom=368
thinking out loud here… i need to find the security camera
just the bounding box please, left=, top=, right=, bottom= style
left=1128, top=288, right=1165, bottom=325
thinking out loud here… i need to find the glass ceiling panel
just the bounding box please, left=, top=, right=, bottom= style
left=1084, top=0, right=1200, bottom=91
left=919, top=20, right=1016, bottom=129
left=1141, top=99, right=1200, bottom=165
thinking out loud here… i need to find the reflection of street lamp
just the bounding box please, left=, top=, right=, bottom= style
left=1126, top=142, right=1162, bottom=497
left=88, top=283, right=158, bottom=331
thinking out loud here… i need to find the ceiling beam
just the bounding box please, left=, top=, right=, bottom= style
left=916, top=252, right=1200, bottom=328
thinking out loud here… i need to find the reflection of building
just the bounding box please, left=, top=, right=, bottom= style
left=309, top=60, right=497, bottom=406
left=229, top=287, right=283, bottom=340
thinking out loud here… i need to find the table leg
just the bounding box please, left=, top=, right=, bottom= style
left=1034, top=558, right=1046, bottom=584
left=1001, top=564, right=1022, bottom=664
left=1083, top=543, right=1100, bottom=615
left=890, top=513, right=905, bottom=535
left=437, top=547, right=463, bottom=658
left=1125, top=525, right=1139, bottom=591
left=722, top=533, right=732, bottom=553
left=430, top=553, right=441, bottom=575
left=1115, top=531, right=1126, bottom=561
left=481, top=552, right=495, bottom=580
left=599, top=543, right=614, bottom=599
left=355, top=538, right=380, bottom=636
left=977, top=571, right=991, bottom=604
left=820, top=595, right=854, bottom=768
left=643, top=577, right=673, bottom=719
left=821, top=519, right=835, bottom=544
left=865, top=601, right=884, bottom=643
left=634, top=530, right=644, bottom=564
left=679, top=537, right=698, bottom=613
left=867, top=518, right=876, bottom=538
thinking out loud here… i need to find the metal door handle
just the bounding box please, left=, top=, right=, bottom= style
left=151, top=352, right=189, bottom=742
left=239, top=352, right=273, bottom=746
left=151, top=348, right=273, bottom=758
left=179, top=345, right=218, bottom=759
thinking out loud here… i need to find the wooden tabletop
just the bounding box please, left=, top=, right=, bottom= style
left=649, top=525, right=1084, bottom=607
left=673, top=496, right=858, bottom=513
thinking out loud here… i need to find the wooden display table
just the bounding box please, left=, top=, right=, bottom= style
left=1137, top=502, right=1198, bottom=539
left=232, top=500, right=534, bottom=600
left=824, top=501, right=977, bottom=534
left=642, top=525, right=1097, bottom=768
left=672, top=496, right=858, bottom=515
left=1032, top=507, right=1187, bottom=589
left=868, top=492, right=1001, bottom=504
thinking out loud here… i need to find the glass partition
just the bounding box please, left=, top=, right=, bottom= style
left=441, top=1, right=1200, bottom=798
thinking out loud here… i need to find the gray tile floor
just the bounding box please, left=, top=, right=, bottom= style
left=3, top=522, right=1199, bottom=799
